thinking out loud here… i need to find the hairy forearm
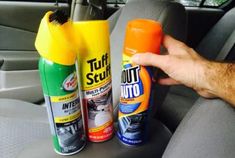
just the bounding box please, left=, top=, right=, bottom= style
left=204, top=61, right=235, bottom=107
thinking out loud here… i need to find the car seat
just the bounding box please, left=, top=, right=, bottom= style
left=0, top=0, right=187, bottom=158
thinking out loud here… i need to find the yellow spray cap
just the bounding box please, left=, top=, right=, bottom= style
left=35, top=11, right=77, bottom=65
left=73, top=20, right=109, bottom=58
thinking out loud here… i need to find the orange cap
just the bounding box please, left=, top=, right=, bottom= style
left=124, top=19, right=163, bottom=56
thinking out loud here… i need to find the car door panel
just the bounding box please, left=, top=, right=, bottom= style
left=0, top=1, right=69, bottom=103
left=0, top=25, right=36, bottom=51
left=0, top=1, right=69, bottom=32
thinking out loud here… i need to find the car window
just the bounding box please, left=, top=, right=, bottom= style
left=175, top=0, right=201, bottom=6
left=106, top=0, right=230, bottom=7
left=175, top=0, right=230, bottom=7
left=107, top=0, right=127, bottom=4
left=203, top=0, right=229, bottom=6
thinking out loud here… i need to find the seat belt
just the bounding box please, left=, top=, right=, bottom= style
left=216, top=29, right=235, bottom=60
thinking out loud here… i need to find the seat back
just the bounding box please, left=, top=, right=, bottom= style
left=196, top=7, right=235, bottom=60
left=109, top=0, right=187, bottom=116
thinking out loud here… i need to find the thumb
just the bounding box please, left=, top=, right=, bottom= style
left=131, top=52, right=168, bottom=70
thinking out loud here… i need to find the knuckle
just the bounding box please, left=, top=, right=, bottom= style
left=163, top=55, right=172, bottom=70
left=177, top=42, right=187, bottom=49
left=148, top=54, right=156, bottom=65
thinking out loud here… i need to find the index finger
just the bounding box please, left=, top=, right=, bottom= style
left=131, top=52, right=168, bottom=70
left=163, top=35, right=187, bottom=53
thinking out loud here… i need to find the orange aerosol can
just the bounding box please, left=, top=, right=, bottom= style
left=117, top=19, right=163, bottom=146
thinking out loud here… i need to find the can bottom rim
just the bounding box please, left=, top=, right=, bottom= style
left=89, top=133, right=114, bottom=143
left=118, top=139, right=142, bottom=147
left=54, top=142, right=86, bottom=156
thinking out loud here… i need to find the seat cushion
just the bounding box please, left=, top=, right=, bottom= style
left=0, top=99, right=172, bottom=158
left=157, top=86, right=199, bottom=131
left=0, top=99, right=50, bottom=158
left=18, top=119, right=172, bottom=158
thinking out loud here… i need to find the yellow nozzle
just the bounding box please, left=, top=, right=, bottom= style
left=73, top=20, right=109, bottom=58
left=35, top=11, right=77, bottom=65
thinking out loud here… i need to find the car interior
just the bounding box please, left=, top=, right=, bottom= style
left=0, top=0, right=234, bottom=158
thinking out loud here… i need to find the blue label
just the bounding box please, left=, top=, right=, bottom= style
left=119, top=103, right=141, bottom=114
left=117, top=111, right=147, bottom=146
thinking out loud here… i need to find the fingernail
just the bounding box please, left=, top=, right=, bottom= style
left=131, top=54, right=140, bottom=63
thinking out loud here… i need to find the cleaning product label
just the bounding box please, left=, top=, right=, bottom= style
left=117, top=54, right=151, bottom=146
left=39, top=58, right=86, bottom=155
left=79, top=52, right=114, bottom=142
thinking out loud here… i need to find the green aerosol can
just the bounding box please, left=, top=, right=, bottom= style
left=35, top=10, right=86, bottom=155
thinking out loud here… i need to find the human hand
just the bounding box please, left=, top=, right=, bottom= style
left=131, top=35, right=216, bottom=98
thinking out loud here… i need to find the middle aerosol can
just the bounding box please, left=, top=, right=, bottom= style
left=117, top=19, right=163, bottom=146
left=74, top=21, right=114, bottom=142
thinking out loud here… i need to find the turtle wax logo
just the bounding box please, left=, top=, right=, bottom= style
left=63, top=72, right=78, bottom=91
